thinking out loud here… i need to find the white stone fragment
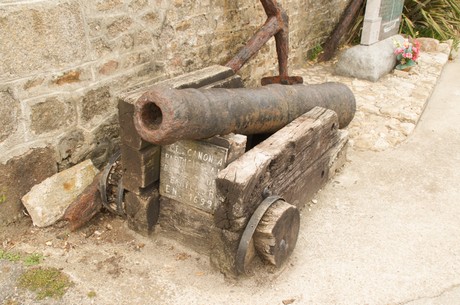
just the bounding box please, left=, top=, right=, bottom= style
left=21, top=159, right=99, bottom=227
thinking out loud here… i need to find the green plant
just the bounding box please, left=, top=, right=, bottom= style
left=18, top=267, right=73, bottom=300
left=87, top=290, right=97, bottom=298
left=401, top=0, right=460, bottom=45
left=0, top=193, right=6, bottom=204
left=0, top=249, right=21, bottom=262
left=346, top=0, right=460, bottom=48
left=308, top=44, right=324, bottom=61
left=23, top=253, right=44, bottom=266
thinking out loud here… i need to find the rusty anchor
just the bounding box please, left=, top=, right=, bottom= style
left=134, top=83, right=356, bottom=145
left=225, top=0, right=303, bottom=86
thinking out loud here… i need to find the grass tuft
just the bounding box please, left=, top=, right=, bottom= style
left=0, top=249, right=21, bottom=262
left=18, top=267, right=73, bottom=300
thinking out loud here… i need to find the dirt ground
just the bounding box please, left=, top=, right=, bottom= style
left=1, top=211, right=300, bottom=305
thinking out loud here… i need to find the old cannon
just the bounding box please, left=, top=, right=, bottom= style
left=134, top=84, right=355, bottom=145
left=110, top=65, right=356, bottom=276
left=106, top=0, right=356, bottom=276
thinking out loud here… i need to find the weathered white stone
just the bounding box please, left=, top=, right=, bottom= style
left=359, top=103, right=380, bottom=115
left=22, top=159, right=99, bottom=227
left=374, top=136, right=391, bottom=151
left=335, top=35, right=404, bottom=82
left=417, top=37, right=440, bottom=52
left=400, top=122, right=416, bottom=136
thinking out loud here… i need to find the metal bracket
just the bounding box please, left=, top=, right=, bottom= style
left=236, top=195, right=284, bottom=275
left=100, top=150, right=126, bottom=217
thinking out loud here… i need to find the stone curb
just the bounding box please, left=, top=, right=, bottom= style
left=294, top=40, right=451, bottom=152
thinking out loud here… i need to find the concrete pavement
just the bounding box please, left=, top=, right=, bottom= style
left=287, top=55, right=460, bottom=304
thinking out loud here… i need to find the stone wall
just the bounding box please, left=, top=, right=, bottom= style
left=0, top=0, right=350, bottom=225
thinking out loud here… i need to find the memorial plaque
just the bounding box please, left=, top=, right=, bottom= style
left=361, top=0, right=404, bottom=45
left=159, top=140, right=229, bottom=212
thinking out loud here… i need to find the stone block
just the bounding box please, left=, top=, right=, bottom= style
left=98, top=60, right=119, bottom=75
left=159, top=134, right=246, bottom=213
left=107, top=17, right=133, bottom=38
left=125, top=185, right=160, bottom=236
left=89, top=114, right=121, bottom=169
left=0, top=1, right=88, bottom=79
left=22, top=159, right=99, bottom=227
left=159, top=140, right=230, bottom=212
left=129, top=0, right=149, bottom=12
left=29, top=96, right=76, bottom=135
left=79, top=86, right=116, bottom=128
left=54, top=70, right=81, bottom=86
left=96, top=0, right=123, bottom=12
left=57, top=130, right=86, bottom=170
left=417, top=37, right=440, bottom=53
left=63, top=172, right=103, bottom=231
left=0, top=147, right=57, bottom=226
left=335, top=35, right=404, bottom=82
left=0, top=89, right=20, bottom=143
left=121, top=144, right=161, bottom=192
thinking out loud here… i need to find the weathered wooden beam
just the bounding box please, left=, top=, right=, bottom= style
left=212, top=107, right=349, bottom=275
left=121, top=144, right=160, bottom=193
left=318, top=0, right=365, bottom=62
left=125, top=184, right=160, bottom=236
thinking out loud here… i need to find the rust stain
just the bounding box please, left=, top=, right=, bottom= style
left=63, top=178, right=76, bottom=191
left=55, top=71, right=81, bottom=85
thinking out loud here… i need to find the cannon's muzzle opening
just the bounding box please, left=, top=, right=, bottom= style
left=141, top=102, right=163, bottom=131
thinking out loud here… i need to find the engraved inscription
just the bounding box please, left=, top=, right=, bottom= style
left=361, top=0, right=405, bottom=45
left=379, top=0, right=404, bottom=38
left=380, top=0, right=404, bottom=23
left=159, top=140, right=228, bottom=212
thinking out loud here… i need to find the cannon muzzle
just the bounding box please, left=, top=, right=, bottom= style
left=134, top=83, right=356, bottom=145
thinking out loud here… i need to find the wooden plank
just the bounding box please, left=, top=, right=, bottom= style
left=119, top=65, right=235, bottom=105
left=212, top=130, right=348, bottom=274
left=158, top=197, right=216, bottom=255
left=125, top=184, right=160, bottom=236
left=121, top=144, right=161, bottom=192
left=215, top=107, right=341, bottom=232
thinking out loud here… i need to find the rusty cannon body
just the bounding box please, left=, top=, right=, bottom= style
left=134, top=83, right=356, bottom=145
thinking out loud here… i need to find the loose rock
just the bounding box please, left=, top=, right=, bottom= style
left=21, top=160, right=99, bottom=227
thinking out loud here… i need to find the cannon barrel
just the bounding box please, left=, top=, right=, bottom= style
left=134, top=83, right=356, bottom=145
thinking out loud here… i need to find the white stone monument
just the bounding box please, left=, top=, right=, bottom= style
left=335, top=0, right=405, bottom=81
left=361, top=0, right=405, bottom=45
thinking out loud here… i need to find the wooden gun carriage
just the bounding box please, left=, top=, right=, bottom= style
left=111, top=65, right=355, bottom=275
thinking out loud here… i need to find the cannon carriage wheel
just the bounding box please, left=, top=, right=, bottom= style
left=236, top=194, right=300, bottom=274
